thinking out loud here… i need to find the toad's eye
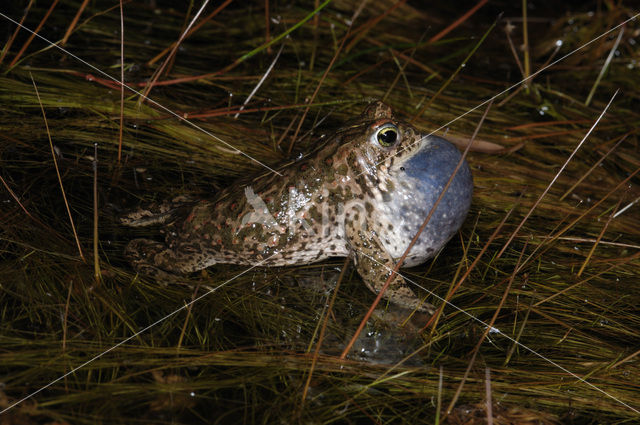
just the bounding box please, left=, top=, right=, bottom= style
left=375, top=124, right=399, bottom=147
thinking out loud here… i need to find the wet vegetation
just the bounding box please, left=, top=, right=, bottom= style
left=1, top=0, right=639, bottom=423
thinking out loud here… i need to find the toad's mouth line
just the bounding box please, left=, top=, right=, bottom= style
left=1, top=7, right=639, bottom=417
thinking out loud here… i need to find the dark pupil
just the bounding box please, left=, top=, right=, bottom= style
left=379, top=129, right=397, bottom=145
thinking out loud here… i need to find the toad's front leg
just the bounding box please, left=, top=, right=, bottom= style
left=345, top=222, right=435, bottom=314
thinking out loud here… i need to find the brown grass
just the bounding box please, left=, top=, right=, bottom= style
left=0, top=1, right=639, bottom=423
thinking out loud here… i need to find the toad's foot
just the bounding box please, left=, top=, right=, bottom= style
left=125, top=239, right=179, bottom=282
left=120, top=196, right=196, bottom=227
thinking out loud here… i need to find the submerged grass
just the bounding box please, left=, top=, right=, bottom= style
left=1, top=0, right=639, bottom=423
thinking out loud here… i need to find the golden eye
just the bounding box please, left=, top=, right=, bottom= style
left=376, top=124, right=398, bottom=147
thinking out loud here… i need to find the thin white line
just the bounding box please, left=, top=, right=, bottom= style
left=357, top=250, right=640, bottom=414
left=495, top=89, right=619, bottom=258
left=0, top=11, right=283, bottom=176
left=141, top=0, right=210, bottom=101
left=613, top=196, right=639, bottom=218
left=234, top=43, right=285, bottom=119
left=0, top=255, right=276, bottom=415
left=355, top=11, right=640, bottom=180
left=181, top=2, right=210, bottom=45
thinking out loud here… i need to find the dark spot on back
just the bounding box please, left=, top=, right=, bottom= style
left=365, top=202, right=373, bottom=213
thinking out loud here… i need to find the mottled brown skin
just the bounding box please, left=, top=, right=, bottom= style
left=123, top=102, right=473, bottom=313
